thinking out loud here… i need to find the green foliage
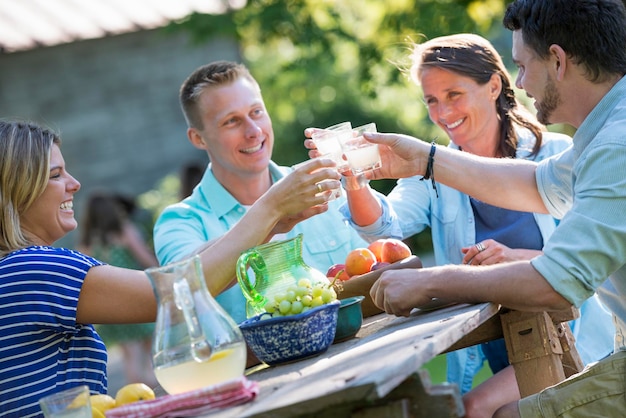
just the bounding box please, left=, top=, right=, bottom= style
left=162, top=0, right=510, bottom=253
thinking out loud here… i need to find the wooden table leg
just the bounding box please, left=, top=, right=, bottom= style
left=500, top=310, right=566, bottom=397
left=555, top=321, right=584, bottom=377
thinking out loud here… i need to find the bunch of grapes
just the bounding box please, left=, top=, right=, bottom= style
left=262, top=278, right=337, bottom=317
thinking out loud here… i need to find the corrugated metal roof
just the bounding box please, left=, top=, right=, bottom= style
left=0, top=0, right=242, bottom=53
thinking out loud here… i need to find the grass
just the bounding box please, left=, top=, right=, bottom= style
left=421, top=353, right=493, bottom=390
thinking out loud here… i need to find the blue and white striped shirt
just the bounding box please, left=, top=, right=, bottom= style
left=0, top=246, right=106, bottom=417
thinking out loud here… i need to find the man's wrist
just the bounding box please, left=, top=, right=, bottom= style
left=341, top=173, right=370, bottom=191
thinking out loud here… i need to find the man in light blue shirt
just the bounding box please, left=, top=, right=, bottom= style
left=341, top=130, right=613, bottom=393
left=154, top=61, right=367, bottom=326
left=366, top=1, right=626, bottom=416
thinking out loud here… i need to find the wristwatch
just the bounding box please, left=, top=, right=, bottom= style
left=341, top=173, right=370, bottom=191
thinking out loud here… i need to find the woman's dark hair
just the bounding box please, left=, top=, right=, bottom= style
left=79, top=192, right=130, bottom=247
left=411, top=33, right=544, bottom=158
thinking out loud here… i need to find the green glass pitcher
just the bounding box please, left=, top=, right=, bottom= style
left=237, top=234, right=330, bottom=318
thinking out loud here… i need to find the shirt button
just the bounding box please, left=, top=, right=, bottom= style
left=328, top=240, right=336, bottom=247
left=238, top=207, right=244, bottom=213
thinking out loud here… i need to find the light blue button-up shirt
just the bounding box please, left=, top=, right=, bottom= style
left=533, top=75, right=626, bottom=352
left=153, top=161, right=368, bottom=324
left=341, top=128, right=614, bottom=392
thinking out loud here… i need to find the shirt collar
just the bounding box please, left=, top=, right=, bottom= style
left=573, top=75, right=626, bottom=155
left=197, top=161, right=289, bottom=219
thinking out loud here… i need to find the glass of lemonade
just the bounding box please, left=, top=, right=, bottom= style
left=310, top=121, right=353, bottom=200
left=39, top=385, right=92, bottom=418
left=342, top=122, right=381, bottom=174
left=311, top=122, right=352, bottom=172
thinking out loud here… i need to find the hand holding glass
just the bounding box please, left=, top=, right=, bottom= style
left=310, top=125, right=351, bottom=173
left=39, top=385, right=92, bottom=418
left=342, top=123, right=381, bottom=174
left=309, top=121, right=353, bottom=200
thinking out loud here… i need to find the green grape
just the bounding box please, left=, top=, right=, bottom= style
left=311, top=286, right=323, bottom=298
left=297, top=278, right=312, bottom=288
left=285, top=290, right=297, bottom=302
left=321, top=287, right=337, bottom=303
left=311, top=296, right=324, bottom=307
left=260, top=313, right=273, bottom=321
left=264, top=301, right=276, bottom=313
left=295, top=286, right=308, bottom=298
left=261, top=279, right=338, bottom=318
left=278, top=300, right=292, bottom=314
left=290, top=300, right=304, bottom=314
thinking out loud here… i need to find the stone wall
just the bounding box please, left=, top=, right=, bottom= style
left=0, top=29, right=239, bottom=247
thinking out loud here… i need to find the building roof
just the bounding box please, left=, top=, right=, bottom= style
left=0, top=0, right=241, bottom=53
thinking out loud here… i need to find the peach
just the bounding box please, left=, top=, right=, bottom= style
left=380, top=239, right=412, bottom=263
left=345, top=248, right=377, bottom=277
left=367, top=239, right=387, bottom=262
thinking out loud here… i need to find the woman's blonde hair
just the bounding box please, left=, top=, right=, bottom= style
left=0, top=120, right=60, bottom=257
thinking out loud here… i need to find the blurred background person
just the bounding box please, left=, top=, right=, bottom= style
left=78, top=191, right=159, bottom=387
left=179, top=161, right=205, bottom=200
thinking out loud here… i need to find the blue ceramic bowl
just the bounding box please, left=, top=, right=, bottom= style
left=239, top=300, right=340, bottom=366
left=334, top=296, right=365, bottom=343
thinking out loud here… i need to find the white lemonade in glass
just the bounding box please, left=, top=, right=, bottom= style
left=154, top=343, right=247, bottom=394
left=345, top=144, right=381, bottom=172
left=46, top=408, right=92, bottom=418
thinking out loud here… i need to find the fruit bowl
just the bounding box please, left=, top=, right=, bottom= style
left=238, top=300, right=340, bottom=366
left=334, top=296, right=364, bottom=343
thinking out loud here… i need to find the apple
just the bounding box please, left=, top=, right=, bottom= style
left=380, top=239, right=412, bottom=263
left=326, top=263, right=350, bottom=281
left=345, top=248, right=377, bottom=277
left=367, top=239, right=387, bottom=262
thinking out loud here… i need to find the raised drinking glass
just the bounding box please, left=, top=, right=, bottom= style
left=342, top=122, right=381, bottom=174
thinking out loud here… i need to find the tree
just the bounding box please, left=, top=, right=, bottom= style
left=170, top=0, right=508, bottom=169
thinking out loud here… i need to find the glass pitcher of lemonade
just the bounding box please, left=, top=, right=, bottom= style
left=237, top=233, right=330, bottom=318
left=146, top=255, right=246, bottom=394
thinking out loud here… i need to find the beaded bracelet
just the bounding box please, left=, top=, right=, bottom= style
left=420, top=141, right=439, bottom=197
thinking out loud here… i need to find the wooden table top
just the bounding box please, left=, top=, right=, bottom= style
left=199, top=301, right=500, bottom=418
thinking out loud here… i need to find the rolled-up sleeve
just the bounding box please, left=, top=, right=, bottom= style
left=339, top=192, right=403, bottom=242
left=532, top=139, right=626, bottom=306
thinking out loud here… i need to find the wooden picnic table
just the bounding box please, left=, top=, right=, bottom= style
left=187, top=256, right=583, bottom=417
left=196, top=300, right=581, bottom=418
left=124, top=254, right=584, bottom=417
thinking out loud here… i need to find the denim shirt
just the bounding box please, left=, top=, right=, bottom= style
left=340, top=129, right=570, bottom=265
left=341, top=129, right=614, bottom=392
left=533, top=75, right=626, bottom=352
left=153, top=161, right=368, bottom=324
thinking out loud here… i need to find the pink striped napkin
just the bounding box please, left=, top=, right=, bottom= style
left=105, top=377, right=259, bottom=418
